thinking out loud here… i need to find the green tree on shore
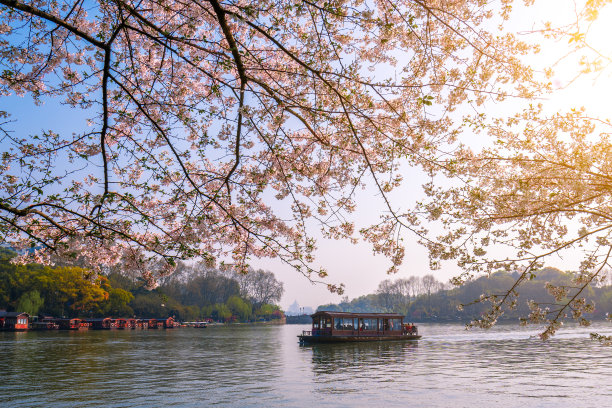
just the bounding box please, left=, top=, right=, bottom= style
left=16, top=290, right=44, bottom=316
left=0, top=250, right=283, bottom=321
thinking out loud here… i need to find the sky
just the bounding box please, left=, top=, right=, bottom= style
left=250, top=161, right=452, bottom=310
left=2, top=0, right=612, bottom=312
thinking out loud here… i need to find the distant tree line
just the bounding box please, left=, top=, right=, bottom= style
left=0, top=248, right=284, bottom=322
left=318, top=268, right=612, bottom=322
left=318, top=274, right=447, bottom=316
left=152, top=261, right=285, bottom=322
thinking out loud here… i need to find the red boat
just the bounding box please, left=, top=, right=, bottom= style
left=56, top=318, right=83, bottom=330
left=0, top=312, right=30, bottom=331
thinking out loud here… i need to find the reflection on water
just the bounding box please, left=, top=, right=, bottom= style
left=308, top=341, right=418, bottom=375
left=306, top=342, right=419, bottom=397
left=2, top=323, right=612, bottom=407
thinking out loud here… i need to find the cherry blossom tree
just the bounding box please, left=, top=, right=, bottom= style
left=418, top=1, right=612, bottom=339
left=0, top=0, right=538, bottom=291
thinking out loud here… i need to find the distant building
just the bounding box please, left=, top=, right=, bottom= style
left=286, top=300, right=313, bottom=316
left=286, top=301, right=300, bottom=316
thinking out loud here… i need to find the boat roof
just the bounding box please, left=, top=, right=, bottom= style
left=0, top=311, right=29, bottom=318
left=311, top=311, right=404, bottom=319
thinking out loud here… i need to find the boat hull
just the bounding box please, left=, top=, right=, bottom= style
left=298, top=334, right=421, bottom=344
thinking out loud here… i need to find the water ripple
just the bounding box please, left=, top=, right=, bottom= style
left=2, top=322, right=612, bottom=407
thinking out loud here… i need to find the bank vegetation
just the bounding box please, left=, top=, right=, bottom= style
left=0, top=248, right=284, bottom=322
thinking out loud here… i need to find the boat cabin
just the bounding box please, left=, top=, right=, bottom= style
left=157, top=317, right=176, bottom=329
left=310, top=311, right=406, bottom=336
left=134, top=319, right=148, bottom=329
left=84, top=318, right=112, bottom=330
left=56, top=318, right=82, bottom=330
left=114, top=318, right=130, bottom=329
left=299, top=311, right=420, bottom=343
left=141, top=318, right=158, bottom=329
left=0, top=311, right=30, bottom=331
left=125, top=318, right=136, bottom=329
left=31, top=320, right=59, bottom=330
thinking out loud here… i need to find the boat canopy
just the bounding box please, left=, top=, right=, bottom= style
left=311, top=311, right=404, bottom=319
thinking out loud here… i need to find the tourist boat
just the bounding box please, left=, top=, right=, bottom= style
left=56, top=318, right=84, bottom=330
left=84, top=317, right=112, bottom=330
left=298, top=311, right=421, bottom=344
left=0, top=312, right=30, bottom=331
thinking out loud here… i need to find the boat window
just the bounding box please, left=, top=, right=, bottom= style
left=382, top=319, right=389, bottom=331
left=389, top=319, right=402, bottom=330
left=322, top=317, right=332, bottom=329
left=313, top=317, right=320, bottom=329
left=359, top=318, right=376, bottom=330
left=334, top=318, right=354, bottom=330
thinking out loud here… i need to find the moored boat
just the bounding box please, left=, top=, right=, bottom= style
left=298, top=311, right=421, bottom=344
left=84, top=317, right=112, bottom=330
left=56, top=318, right=83, bottom=330
left=31, top=320, right=59, bottom=330
left=0, top=312, right=30, bottom=331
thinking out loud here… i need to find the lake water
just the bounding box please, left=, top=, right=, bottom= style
left=2, top=322, right=612, bottom=407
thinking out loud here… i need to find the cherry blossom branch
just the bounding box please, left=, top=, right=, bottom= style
left=208, top=0, right=247, bottom=193
left=0, top=0, right=105, bottom=49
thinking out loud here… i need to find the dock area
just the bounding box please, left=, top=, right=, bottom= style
left=0, top=311, right=212, bottom=331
